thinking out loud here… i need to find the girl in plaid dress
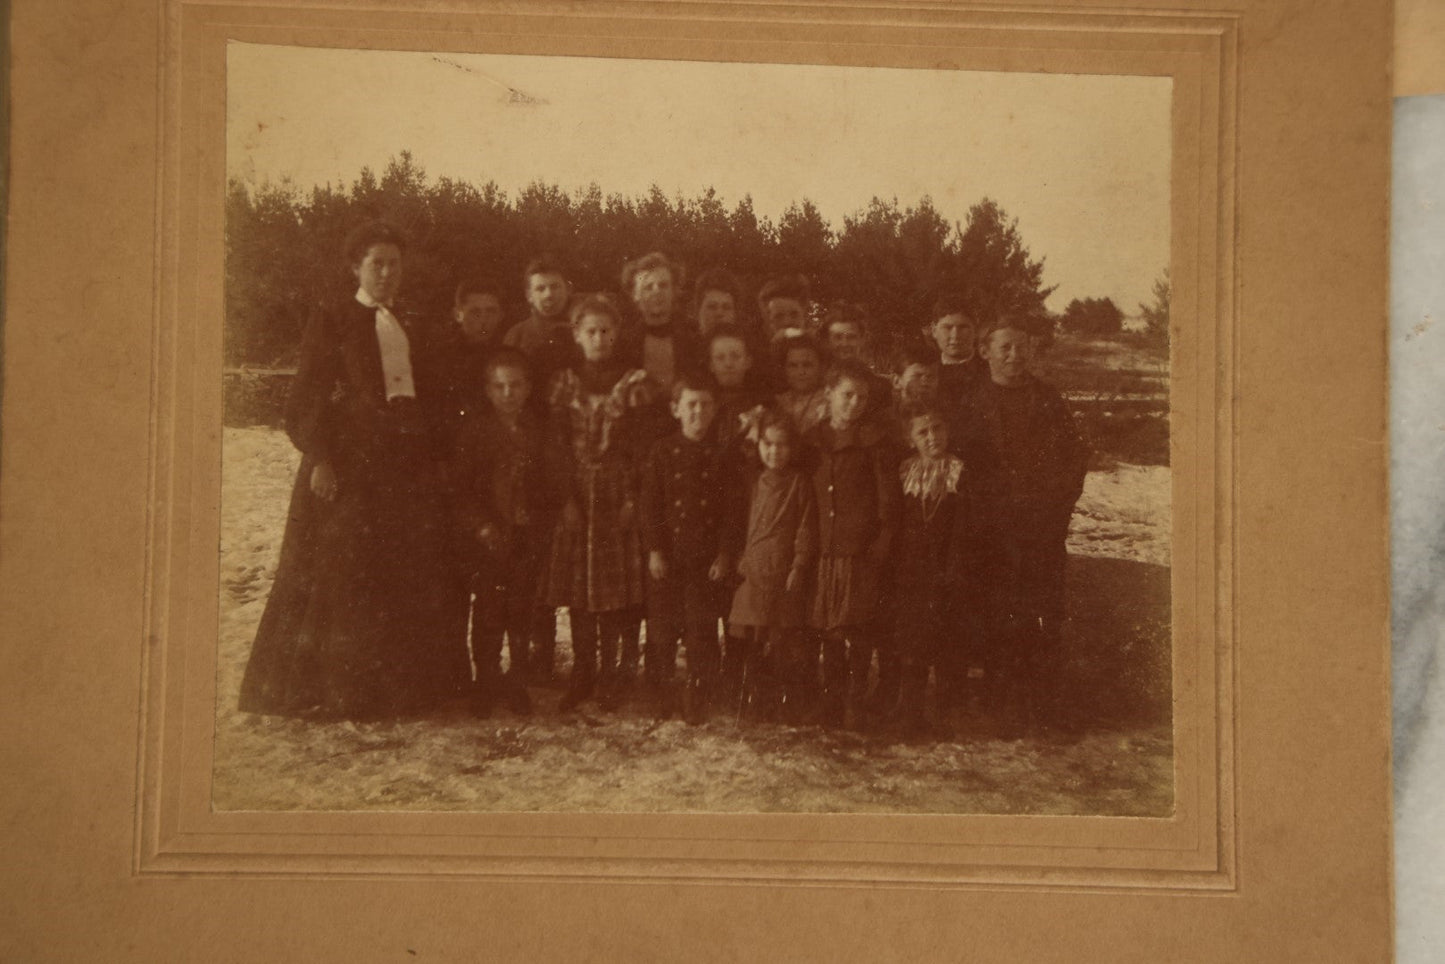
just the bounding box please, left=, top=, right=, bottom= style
left=541, top=294, right=655, bottom=711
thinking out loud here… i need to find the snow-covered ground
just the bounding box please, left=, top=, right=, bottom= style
left=214, top=426, right=1173, bottom=815
left=1071, top=463, right=1171, bottom=567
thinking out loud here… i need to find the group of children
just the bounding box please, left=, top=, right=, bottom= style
left=437, top=253, right=1089, bottom=738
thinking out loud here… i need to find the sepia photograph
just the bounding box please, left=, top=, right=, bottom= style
left=215, top=42, right=1174, bottom=816
left=3, top=0, right=1400, bottom=956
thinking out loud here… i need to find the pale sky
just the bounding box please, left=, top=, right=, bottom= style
left=227, top=43, right=1171, bottom=313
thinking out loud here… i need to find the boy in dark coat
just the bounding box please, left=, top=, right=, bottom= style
left=951, top=317, right=1089, bottom=736
left=500, top=255, right=575, bottom=684
left=640, top=375, right=737, bottom=723
left=434, top=278, right=506, bottom=450
left=450, top=347, right=569, bottom=715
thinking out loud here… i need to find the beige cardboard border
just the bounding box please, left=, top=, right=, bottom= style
left=136, top=1, right=1232, bottom=888
left=1, top=0, right=1392, bottom=960
left=1398, top=0, right=1445, bottom=97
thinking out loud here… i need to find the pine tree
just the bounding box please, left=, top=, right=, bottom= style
left=1138, top=268, right=1170, bottom=343
left=224, top=155, right=1059, bottom=370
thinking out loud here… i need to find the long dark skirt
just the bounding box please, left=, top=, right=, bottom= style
left=238, top=442, right=470, bottom=720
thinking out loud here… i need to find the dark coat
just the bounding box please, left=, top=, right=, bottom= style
left=430, top=326, right=501, bottom=452
left=950, top=375, right=1088, bottom=626
left=282, top=296, right=451, bottom=466
left=893, top=457, right=967, bottom=662
left=712, top=377, right=772, bottom=459
left=640, top=430, right=736, bottom=575
left=619, top=319, right=707, bottom=382
left=803, top=420, right=902, bottom=560
left=938, top=356, right=990, bottom=444
left=612, top=321, right=707, bottom=449
left=449, top=406, right=569, bottom=570
left=238, top=296, right=471, bottom=720
left=502, top=312, right=578, bottom=389
left=938, top=355, right=989, bottom=403
left=727, top=466, right=818, bottom=628
left=956, top=376, right=1087, bottom=521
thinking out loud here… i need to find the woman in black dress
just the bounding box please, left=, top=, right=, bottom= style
left=238, top=221, right=471, bottom=720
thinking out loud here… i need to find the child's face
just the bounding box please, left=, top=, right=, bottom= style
left=485, top=364, right=531, bottom=419
left=573, top=311, right=619, bottom=363
left=526, top=272, right=570, bottom=319
left=758, top=425, right=793, bottom=471
left=898, top=362, right=940, bottom=404
left=708, top=335, right=751, bottom=387
left=981, top=327, right=1034, bottom=386
left=455, top=293, right=503, bottom=346
left=931, top=313, right=976, bottom=362
left=631, top=267, right=676, bottom=323
left=826, top=322, right=865, bottom=361
left=908, top=413, right=949, bottom=461
left=763, top=297, right=807, bottom=335
left=353, top=243, right=403, bottom=305
left=826, top=376, right=869, bottom=427
left=671, top=387, right=718, bottom=441
left=697, top=290, right=736, bottom=332
left=783, top=346, right=823, bottom=394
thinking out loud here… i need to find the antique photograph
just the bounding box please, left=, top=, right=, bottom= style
left=215, top=42, right=1173, bottom=815
left=2, top=0, right=1402, bottom=956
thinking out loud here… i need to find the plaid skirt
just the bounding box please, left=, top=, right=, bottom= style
left=542, top=461, right=646, bottom=612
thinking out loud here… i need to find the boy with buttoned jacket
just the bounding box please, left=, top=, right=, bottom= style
left=640, top=375, right=738, bottom=723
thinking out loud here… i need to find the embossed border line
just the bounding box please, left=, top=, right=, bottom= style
left=136, top=0, right=1238, bottom=889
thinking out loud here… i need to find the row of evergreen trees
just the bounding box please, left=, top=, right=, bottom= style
left=226, top=151, right=1070, bottom=367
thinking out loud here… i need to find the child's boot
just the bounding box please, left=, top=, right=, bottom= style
left=529, top=606, right=559, bottom=687
left=682, top=672, right=709, bottom=725
left=557, top=671, right=593, bottom=712
left=654, top=676, right=679, bottom=721
left=896, top=662, right=935, bottom=740
left=843, top=672, right=869, bottom=732
left=809, top=683, right=844, bottom=728
left=596, top=667, right=621, bottom=712
left=469, top=680, right=494, bottom=719
left=501, top=670, right=532, bottom=716
left=867, top=649, right=901, bottom=720
left=742, top=657, right=777, bottom=723
left=618, top=611, right=642, bottom=687
left=559, top=612, right=597, bottom=712
left=596, top=615, right=622, bottom=711
left=685, top=644, right=720, bottom=725
left=718, top=640, right=745, bottom=712
left=844, top=641, right=874, bottom=732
